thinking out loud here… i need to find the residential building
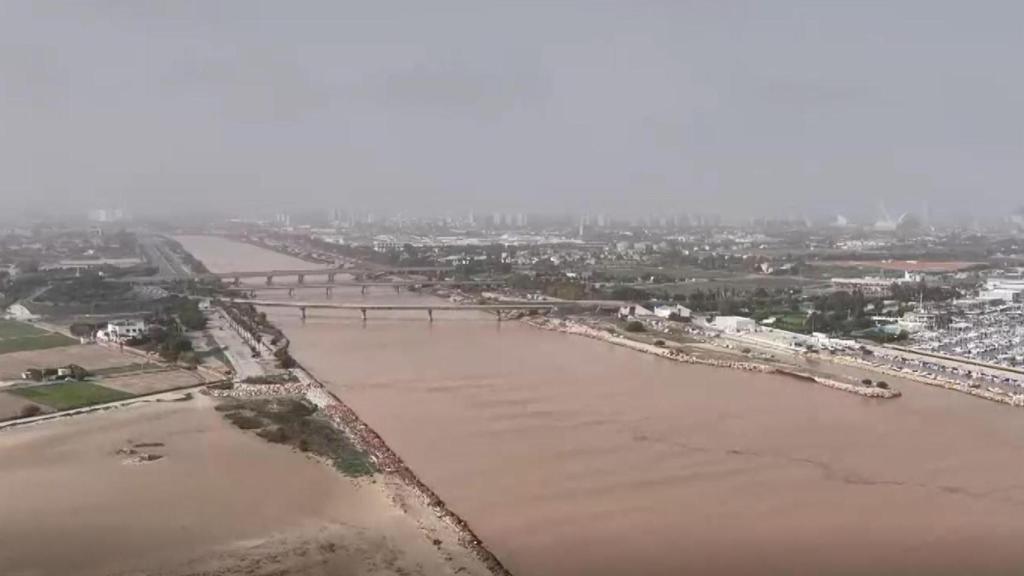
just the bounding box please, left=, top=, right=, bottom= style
left=618, top=304, right=655, bottom=319
left=654, top=304, right=692, bottom=319
left=97, top=319, right=147, bottom=343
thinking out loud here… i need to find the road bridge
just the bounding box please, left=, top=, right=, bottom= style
left=113, top=265, right=458, bottom=285
left=213, top=266, right=455, bottom=285
left=227, top=298, right=622, bottom=321
left=226, top=279, right=504, bottom=298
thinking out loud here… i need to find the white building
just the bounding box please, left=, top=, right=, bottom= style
left=618, top=304, right=655, bottom=319
left=830, top=277, right=894, bottom=295
left=711, top=316, right=757, bottom=333
left=654, top=304, right=692, bottom=319
left=978, top=280, right=1024, bottom=302
left=978, top=288, right=1020, bottom=302
left=88, top=208, right=127, bottom=223
left=372, top=236, right=402, bottom=253
left=97, top=319, right=146, bottom=343
left=831, top=271, right=920, bottom=296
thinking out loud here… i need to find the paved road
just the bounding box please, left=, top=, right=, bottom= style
left=138, top=235, right=193, bottom=279
left=206, top=311, right=265, bottom=380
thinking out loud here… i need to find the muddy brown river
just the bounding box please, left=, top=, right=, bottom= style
left=179, top=235, right=1024, bottom=576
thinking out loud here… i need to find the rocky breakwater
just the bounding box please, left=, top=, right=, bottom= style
left=775, top=369, right=901, bottom=399
left=526, top=317, right=900, bottom=400
left=205, top=381, right=309, bottom=399
left=525, top=317, right=775, bottom=373
left=834, top=354, right=1023, bottom=407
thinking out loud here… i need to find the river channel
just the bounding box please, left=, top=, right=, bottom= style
left=178, top=235, right=1024, bottom=576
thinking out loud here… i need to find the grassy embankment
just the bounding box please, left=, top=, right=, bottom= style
left=10, top=381, right=134, bottom=411
left=216, top=397, right=376, bottom=477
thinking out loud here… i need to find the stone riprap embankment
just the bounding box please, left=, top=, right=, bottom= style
left=526, top=317, right=900, bottom=399
left=205, top=382, right=307, bottom=399
left=834, top=355, right=1023, bottom=406
left=774, top=369, right=900, bottom=399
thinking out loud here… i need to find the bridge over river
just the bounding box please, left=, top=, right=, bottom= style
left=214, top=265, right=455, bottom=285
left=225, top=279, right=503, bottom=297
left=228, top=298, right=624, bottom=321
left=114, top=265, right=457, bottom=285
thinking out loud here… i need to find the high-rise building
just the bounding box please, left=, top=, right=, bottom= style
left=329, top=208, right=343, bottom=226
left=88, top=208, right=127, bottom=223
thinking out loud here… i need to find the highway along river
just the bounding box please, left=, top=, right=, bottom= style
left=179, top=235, right=1024, bottom=576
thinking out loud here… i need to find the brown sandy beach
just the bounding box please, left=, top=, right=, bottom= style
left=0, top=390, right=491, bottom=576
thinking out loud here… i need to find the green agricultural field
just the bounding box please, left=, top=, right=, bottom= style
left=0, top=319, right=48, bottom=339
left=10, top=381, right=134, bottom=411
left=751, top=310, right=810, bottom=333
left=0, top=319, right=77, bottom=354
left=774, top=312, right=810, bottom=331
left=0, top=333, right=77, bottom=355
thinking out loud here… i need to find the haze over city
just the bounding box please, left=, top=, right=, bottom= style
left=7, top=3, right=1024, bottom=576
left=3, top=1, right=1024, bottom=221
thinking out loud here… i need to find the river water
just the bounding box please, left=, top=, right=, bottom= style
left=178, top=235, right=1024, bottom=576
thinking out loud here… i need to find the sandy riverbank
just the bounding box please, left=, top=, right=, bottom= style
left=0, top=392, right=492, bottom=576
left=525, top=316, right=901, bottom=400
left=209, top=369, right=512, bottom=576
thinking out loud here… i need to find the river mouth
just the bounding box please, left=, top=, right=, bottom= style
left=178, top=234, right=1024, bottom=576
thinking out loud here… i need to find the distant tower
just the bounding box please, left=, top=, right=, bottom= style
left=579, top=216, right=585, bottom=238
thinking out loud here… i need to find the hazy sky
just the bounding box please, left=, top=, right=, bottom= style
left=2, top=1, right=1022, bottom=221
